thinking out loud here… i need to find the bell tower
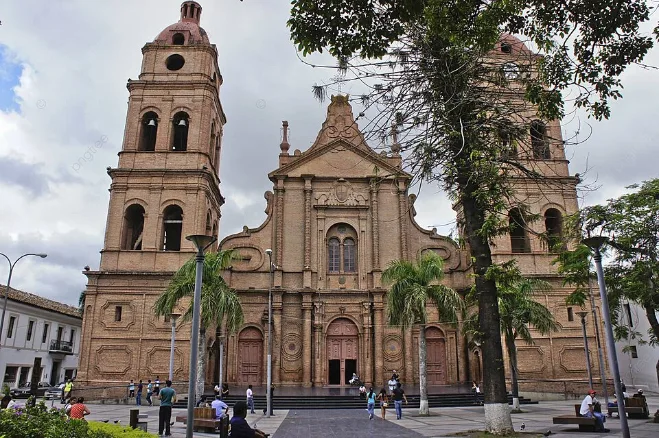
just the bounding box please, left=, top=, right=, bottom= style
left=78, top=2, right=225, bottom=386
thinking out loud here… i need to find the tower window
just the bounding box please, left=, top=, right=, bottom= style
left=172, top=33, right=185, bottom=45
left=162, top=205, right=183, bottom=251
left=138, top=112, right=158, bottom=151
left=214, top=136, right=221, bottom=174
left=509, top=208, right=530, bottom=253
left=567, top=307, right=574, bottom=322
left=544, top=208, right=564, bottom=252
left=166, top=54, right=185, bottom=71
left=205, top=210, right=212, bottom=235
left=531, top=120, right=550, bottom=159
left=343, top=238, right=356, bottom=272
left=171, top=112, right=189, bottom=151
left=114, top=306, right=122, bottom=322
left=328, top=238, right=340, bottom=273
left=499, top=125, right=517, bottom=159
left=122, top=204, right=145, bottom=250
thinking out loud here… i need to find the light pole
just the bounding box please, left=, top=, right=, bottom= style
left=576, top=311, right=593, bottom=388
left=583, top=236, right=629, bottom=438
left=1, top=252, right=47, bottom=349
left=265, top=248, right=274, bottom=418
left=185, top=235, right=217, bottom=438
left=168, top=312, right=181, bottom=382
left=588, top=278, right=609, bottom=405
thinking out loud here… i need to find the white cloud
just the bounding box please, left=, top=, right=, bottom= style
left=0, top=0, right=657, bottom=306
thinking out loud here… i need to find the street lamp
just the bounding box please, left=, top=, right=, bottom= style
left=168, top=312, right=181, bottom=382
left=576, top=311, right=593, bottom=388
left=265, top=248, right=274, bottom=418
left=1, top=252, right=47, bottom=349
left=184, top=234, right=217, bottom=438
left=582, top=236, right=629, bottom=438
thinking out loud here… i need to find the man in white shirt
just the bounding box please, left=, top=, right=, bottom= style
left=388, top=378, right=397, bottom=395
left=211, top=395, right=229, bottom=420
left=246, top=384, right=255, bottom=414
left=580, top=389, right=607, bottom=432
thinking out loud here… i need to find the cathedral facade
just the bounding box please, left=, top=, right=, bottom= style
left=77, top=2, right=606, bottom=392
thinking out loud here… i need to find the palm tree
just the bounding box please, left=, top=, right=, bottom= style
left=153, top=249, right=244, bottom=400
left=498, top=277, right=558, bottom=411
left=382, top=251, right=464, bottom=415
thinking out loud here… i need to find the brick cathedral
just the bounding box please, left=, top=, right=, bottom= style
left=77, top=2, right=606, bottom=392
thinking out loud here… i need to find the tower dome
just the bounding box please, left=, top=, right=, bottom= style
left=154, top=1, right=210, bottom=45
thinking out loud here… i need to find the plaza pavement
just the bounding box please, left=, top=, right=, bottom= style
left=73, top=396, right=656, bottom=437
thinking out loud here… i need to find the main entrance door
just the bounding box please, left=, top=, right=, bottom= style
left=326, top=318, right=358, bottom=385
left=238, top=327, right=263, bottom=385
left=426, top=327, right=447, bottom=385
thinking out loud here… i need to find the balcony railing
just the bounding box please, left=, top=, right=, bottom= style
left=49, top=340, right=73, bottom=354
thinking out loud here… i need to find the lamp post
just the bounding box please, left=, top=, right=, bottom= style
left=576, top=311, right=593, bottom=388
left=588, top=278, right=609, bottom=405
left=1, top=252, right=47, bottom=349
left=168, top=312, right=181, bottom=382
left=265, top=248, right=274, bottom=418
left=582, top=236, right=629, bottom=438
left=184, top=235, right=217, bottom=438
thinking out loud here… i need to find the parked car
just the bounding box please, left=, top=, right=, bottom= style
left=44, top=385, right=63, bottom=400
left=10, top=382, right=54, bottom=398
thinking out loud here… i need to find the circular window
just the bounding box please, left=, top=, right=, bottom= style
left=502, top=63, right=520, bottom=80
left=166, top=54, right=185, bottom=71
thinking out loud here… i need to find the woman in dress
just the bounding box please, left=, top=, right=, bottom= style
left=377, top=387, right=389, bottom=419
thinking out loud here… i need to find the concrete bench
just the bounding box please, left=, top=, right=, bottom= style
left=552, top=405, right=598, bottom=432
left=176, top=408, right=227, bottom=434
left=607, top=397, right=649, bottom=419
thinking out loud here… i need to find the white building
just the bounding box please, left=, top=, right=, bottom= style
left=615, top=301, right=659, bottom=393
left=1, top=286, right=82, bottom=390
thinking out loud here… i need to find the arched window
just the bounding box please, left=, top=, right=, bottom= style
left=122, top=204, right=145, bottom=250
left=171, top=112, right=189, bottom=151
left=509, top=208, right=530, bottom=253
left=162, top=205, right=183, bottom=251
left=214, top=136, right=221, bottom=174
left=343, top=238, right=356, bottom=272
left=205, top=210, right=212, bottom=235
left=138, top=112, right=158, bottom=151
left=172, top=33, right=185, bottom=45
left=531, top=121, right=550, bottom=159
left=328, top=238, right=340, bottom=273
left=544, top=208, right=564, bottom=252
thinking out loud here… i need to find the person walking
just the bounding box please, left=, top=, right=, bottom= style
left=366, top=387, right=376, bottom=420
left=246, top=384, right=255, bottom=414
left=158, top=379, right=176, bottom=437
left=392, top=382, right=408, bottom=420
left=377, top=387, right=389, bottom=420
left=128, top=380, right=135, bottom=399
left=136, top=380, right=143, bottom=406
left=63, top=379, right=73, bottom=402
left=154, top=376, right=160, bottom=396
left=146, top=379, right=153, bottom=406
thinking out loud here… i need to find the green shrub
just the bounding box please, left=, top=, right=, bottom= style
left=0, top=400, right=157, bottom=438
left=1, top=384, right=9, bottom=396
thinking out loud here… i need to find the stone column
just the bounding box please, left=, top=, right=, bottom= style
left=303, top=177, right=313, bottom=288
left=275, top=178, right=285, bottom=266
left=302, top=297, right=313, bottom=386
left=273, top=299, right=283, bottom=384
left=362, top=301, right=373, bottom=385
left=312, top=302, right=324, bottom=386
left=398, top=181, right=409, bottom=260
left=374, top=301, right=384, bottom=386
left=370, top=180, right=380, bottom=270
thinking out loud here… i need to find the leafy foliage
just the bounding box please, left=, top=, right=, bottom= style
left=0, top=400, right=156, bottom=438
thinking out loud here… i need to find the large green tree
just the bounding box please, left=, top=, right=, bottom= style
left=154, top=250, right=244, bottom=399
left=288, top=1, right=656, bottom=432
left=559, top=179, right=659, bottom=388
left=382, top=251, right=464, bottom=415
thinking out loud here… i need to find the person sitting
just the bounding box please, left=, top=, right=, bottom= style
left=230, top=401, right=267, bottom=438
left=388, top=377, right=397, bottom=395
left=211, top=395, right=229, bottom=420
left=349, top=373, right=359, bottom=385
left=359, top=385, right=367, bottom=399
left=221, top=383, right=230, bottom=399
left=1, top=395, right=17, bottom=410
left=69, top=397, right=91, bottom=420
left=580, top=389, right=607, bottom=432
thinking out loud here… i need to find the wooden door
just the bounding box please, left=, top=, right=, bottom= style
left=426, top=327, right=447, bottom=385
left=238, top=327, right=263, bottom=385
left=326, top=318, right=359, bottom=385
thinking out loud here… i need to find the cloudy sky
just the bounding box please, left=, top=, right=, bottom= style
left=0, top=1, right=657, bottom=306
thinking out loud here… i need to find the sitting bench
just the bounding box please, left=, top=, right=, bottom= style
left=175, top=407, right=228, bottom=435
left=607, top=397, right=649, bottom=419
left=552, top=405, right=598, bottom=432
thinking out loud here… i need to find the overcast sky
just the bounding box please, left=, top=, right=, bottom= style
left=0, top=1, right=657, bottom=306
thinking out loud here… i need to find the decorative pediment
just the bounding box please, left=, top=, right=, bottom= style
left=315, top=178, right=368, bottom=207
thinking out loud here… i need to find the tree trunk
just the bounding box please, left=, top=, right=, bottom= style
left=505, top=330, right=520, bottom=411
left=460, top=186, right=513, bottom=433
left=197, top=327, right=206, bottom=401
left=418, top=323, right=429, bottom=415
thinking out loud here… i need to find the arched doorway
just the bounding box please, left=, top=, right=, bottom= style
left=326, top=318, right=358, bottom=386
left=426, top=327, right=447, bottom=385
left=238, top=327, right=263, bottom=385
